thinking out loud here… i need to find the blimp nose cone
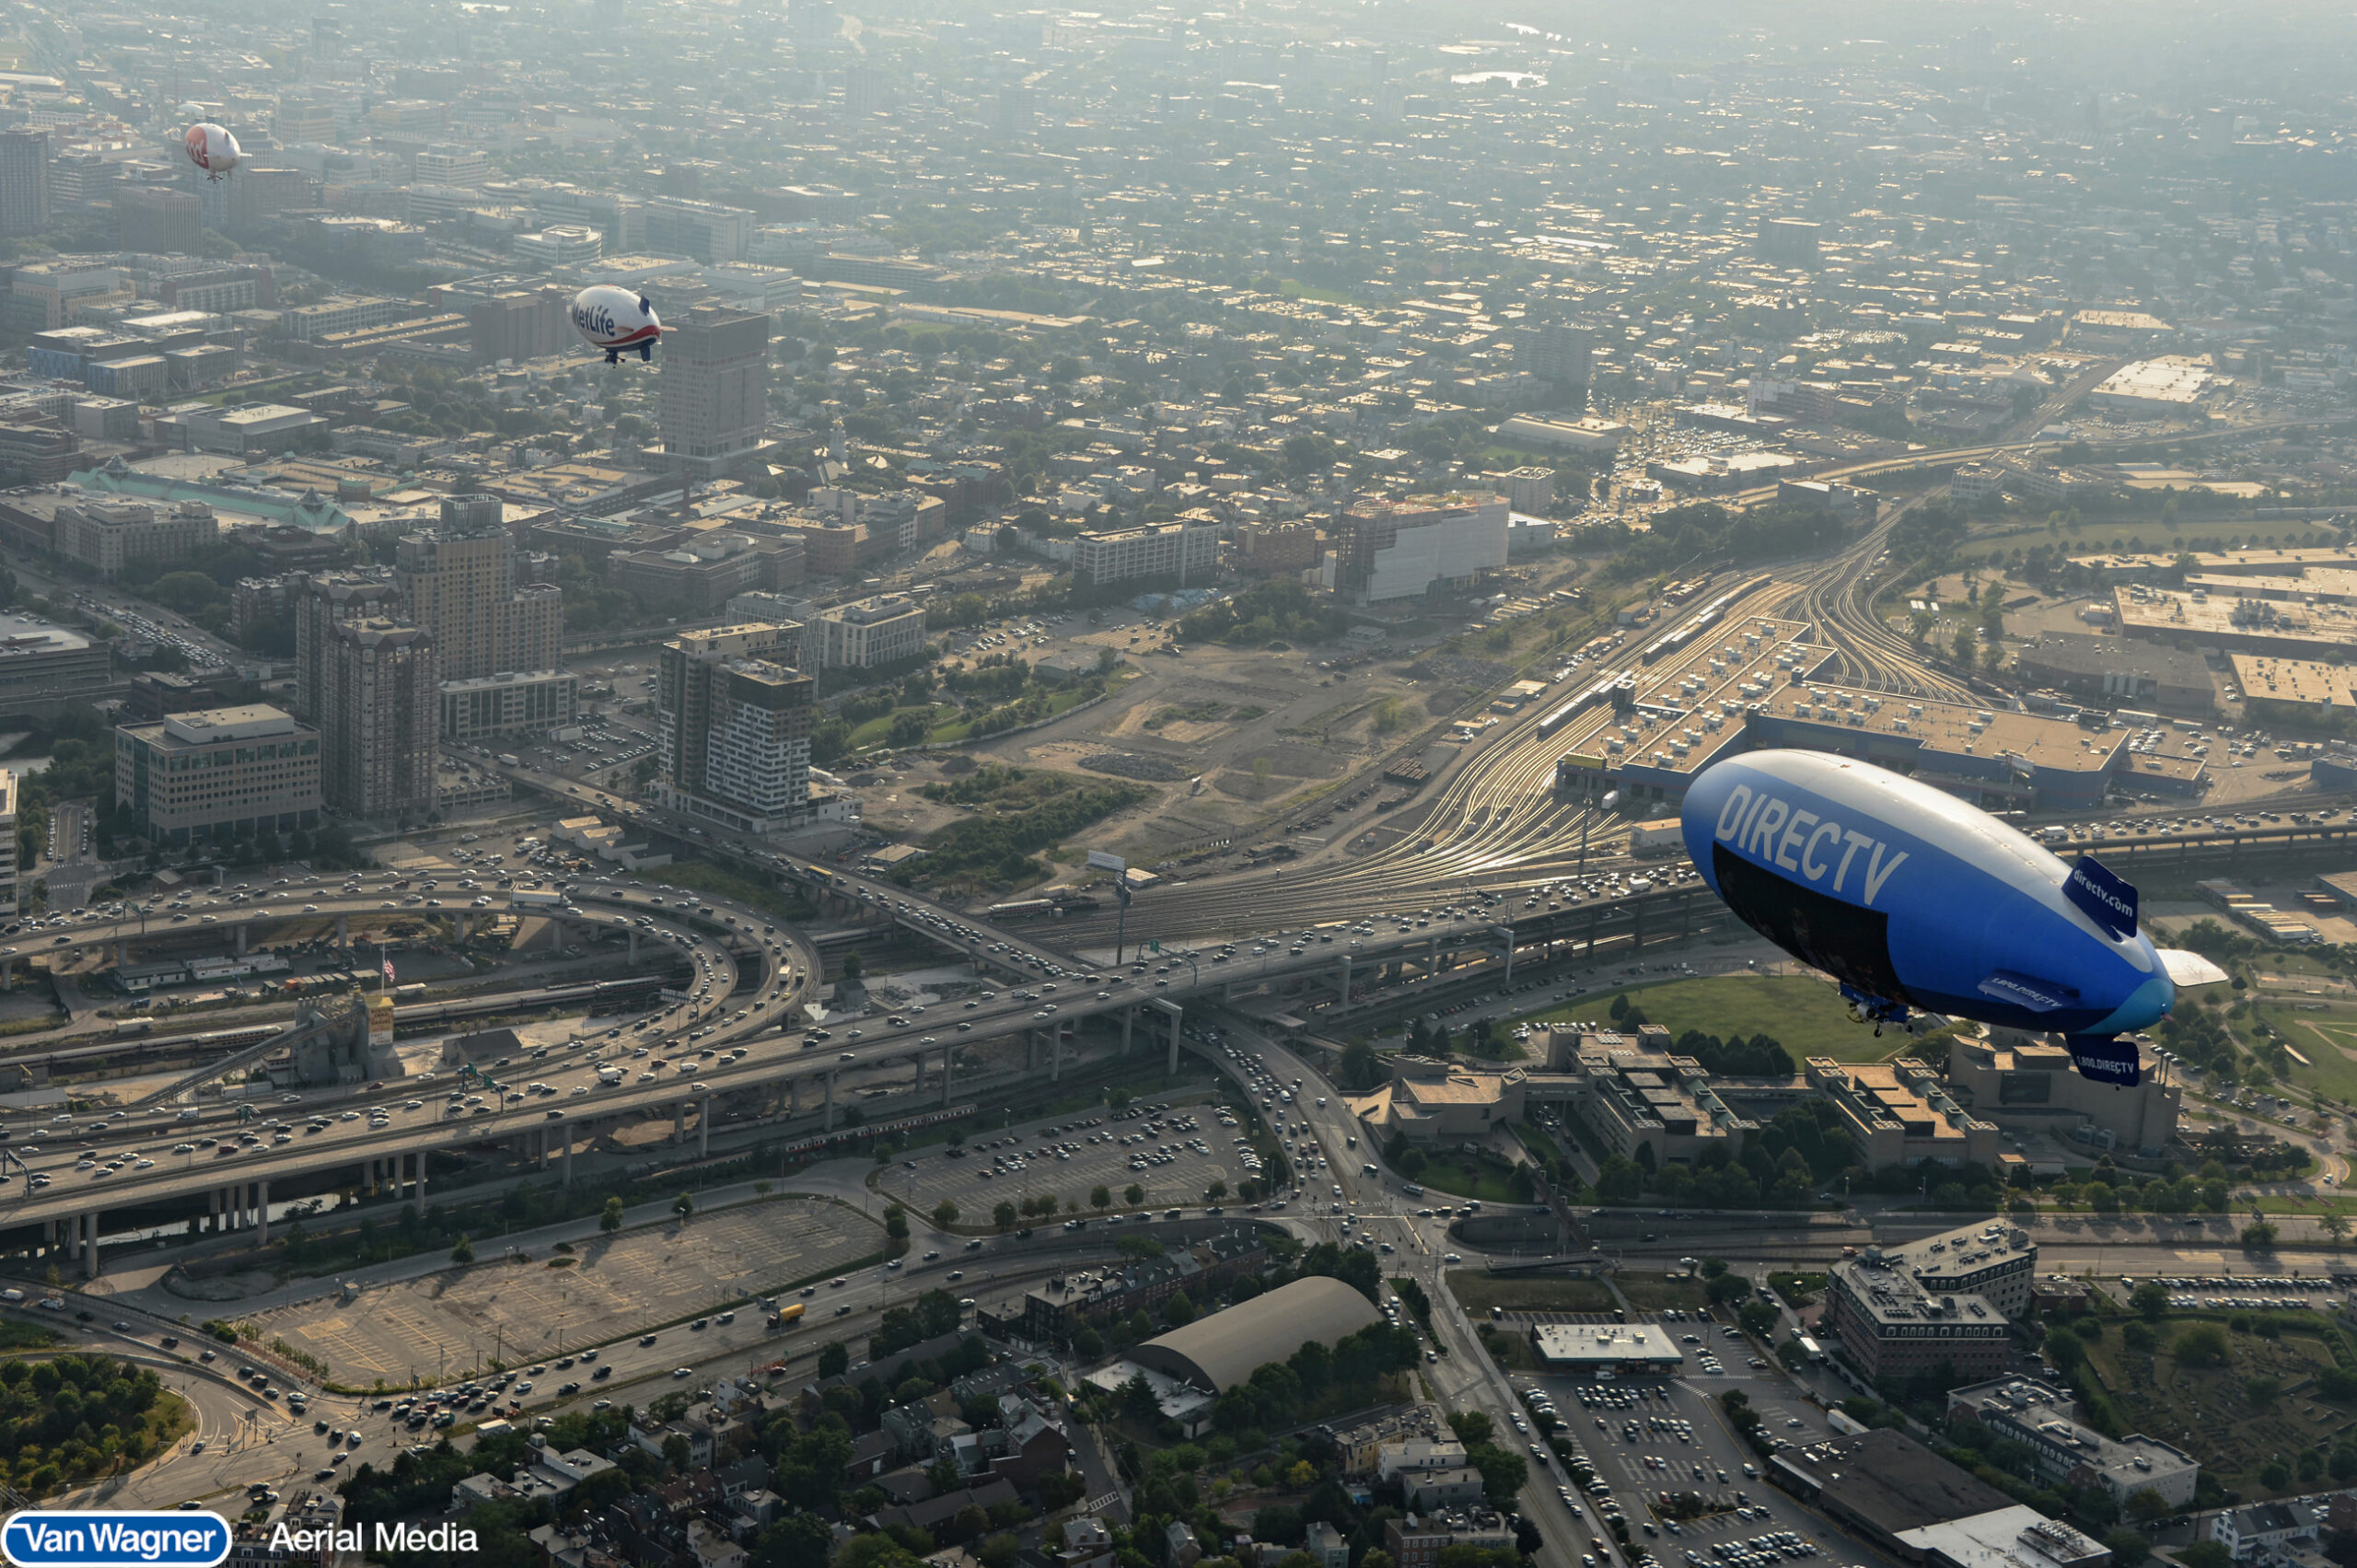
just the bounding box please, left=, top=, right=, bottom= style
left=1678, top=764, right=1745, bottom=891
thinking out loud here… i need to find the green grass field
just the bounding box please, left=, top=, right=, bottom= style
left=1507, top=974, right=1896, bottom=1063
left=1406, top=1153, right=1527, bottom=1203
left=1446, top=1271, right=1620, bottom=1317
left=2251, top=1000, right=2357, bottom=1102
left=1617, top=1272, right=1709, bottom=1312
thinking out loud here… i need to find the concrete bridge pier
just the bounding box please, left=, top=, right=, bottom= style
left=698, top=1097, right=711, bottom=1158
left=628, top=928, right=638, bottom=964
left=560, top=1127, right=573, bottom=1187
left=336, top=913, right=348, bottom=949
left=1120, top=1006, right=1133, bottom=1054
left=1492, top=926, right=1515, bottom=986
left=255, top=1180, right=269, bottom=1246
left=1337, top=954, right=1353, bottom=1012
left=1050, top=1028, right=1062, bottom=1083
left=78, top=1212, right=95, bottom=1278
left=940, top=1043, right=954, bottom=1108
left=672, top=1101, right=685, bottom=1144
left=824, top=1070, right=837, bottom=1132
left=235, top=923, right=249, bottom=958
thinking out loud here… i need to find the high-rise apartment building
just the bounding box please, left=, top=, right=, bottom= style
left=392, top=498, right=562, bottom=683
left=117, top=188, right=202, bottom=254
left=657, top=305, right=770, bottom=477
left=1514, top=322, right=1593, bottom=388
left=656, top=622, right=815, bottom=835
left=295, top=573, right=401, bottom=724
left=0, top=769, right=19, bottom=917
left=317, top=620, right=437, bottom=820
left=0, top=130, right=49, bottom=239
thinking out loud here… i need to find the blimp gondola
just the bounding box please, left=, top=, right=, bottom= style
left=1680, top=749, right=2226, bottom=1086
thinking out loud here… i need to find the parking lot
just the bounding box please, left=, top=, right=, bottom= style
left=879, top=1093, right=1273, bottom=1225
left=1508, top=1326, right=1898, bottom=1568
left=252, top=1197, right=879, bottom=1384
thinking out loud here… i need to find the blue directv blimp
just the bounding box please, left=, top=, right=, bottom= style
left=1679, top=749, right=2227, bottom=1086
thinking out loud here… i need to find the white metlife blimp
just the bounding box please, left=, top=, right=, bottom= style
left=569, top=285, right=662, bottom=364
left=1679, top=749, right=2225, bottom=1086
left=181, top=122, right=243, bottom=180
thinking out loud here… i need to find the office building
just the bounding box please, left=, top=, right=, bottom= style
left=0, top=129, right=48, bottom=239
left=1333, top=493, right=1509, bottom=604
left=1883, top=1220, right=2038, bottom=1321
left=114, top=704, right=322, bottom=850
left=608, top=531, right=783, bottom=613
left=117, top=188, right=203, bottom=254
left=812, top=593, right=926, bottom=669
left=1945, top=1035, right=2180, bottom=1160
left=657, top=305, right=769, bottom=478
left=413, top=144, right=490, bottom=188
left=438, top=668, right=580, bottom=741
left=656, top=622, right=816, bottom=835
left=1824, top=1246, right=2013, bottom=1385
left=1353, top=1056, right=1527, bottom=1144
left=1803, top=1059, right=2003, bottom=1169
left=317, top=620, right=437, bottom=820
left=0, top=420, right=79, bottom=483
left=1072, top=519, right=1220, bottom=588
left=392, top=501, right=563, bottom=682
left=54, top=497, right=219, bottom=578
left=0, top=610, right=110, bottom=713
left=1945, top=1379, right=2197, bottom=1507
left=470, top=289, right=572, bottom=365
left=512, top=226, right=603, bottom=270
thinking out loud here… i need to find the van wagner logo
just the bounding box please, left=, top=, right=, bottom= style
left=2, top=1511, right=232, bottom=1568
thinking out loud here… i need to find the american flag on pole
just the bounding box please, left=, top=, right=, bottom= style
left=380, top=951, right=396, bottom=986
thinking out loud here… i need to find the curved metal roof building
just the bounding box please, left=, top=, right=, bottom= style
left=1132, top=1275, right=1383, bottom=1392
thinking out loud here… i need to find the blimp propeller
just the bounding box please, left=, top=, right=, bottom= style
left=1682, top=749, right=2231, bottom=1087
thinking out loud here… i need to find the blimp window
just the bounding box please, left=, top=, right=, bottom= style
left=1713, top=844, right=1908, bottom=1003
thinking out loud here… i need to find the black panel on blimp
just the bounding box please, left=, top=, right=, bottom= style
left=1713, top=844, right=1910, bottom=1004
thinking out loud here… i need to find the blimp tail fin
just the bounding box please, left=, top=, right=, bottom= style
left=2156, top=947, right=2232, bottom=988
left=2064, top=854, right=2139, bottom=939
left=2063, top=1034, right=2142, bottom=1086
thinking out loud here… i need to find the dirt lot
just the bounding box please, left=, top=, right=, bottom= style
left=252, top=1197, right=877, bottom=1384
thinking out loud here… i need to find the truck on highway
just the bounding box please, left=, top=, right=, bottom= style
left=1627, top=819, right=1687, bottom=857
left=510, top=890, right=565, bottom=908
left=597, top=1065, right=624, bottom=1086
left=766, top=1303, right=806, bottom=1330
left=496, top=753, right=520, bottom=767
